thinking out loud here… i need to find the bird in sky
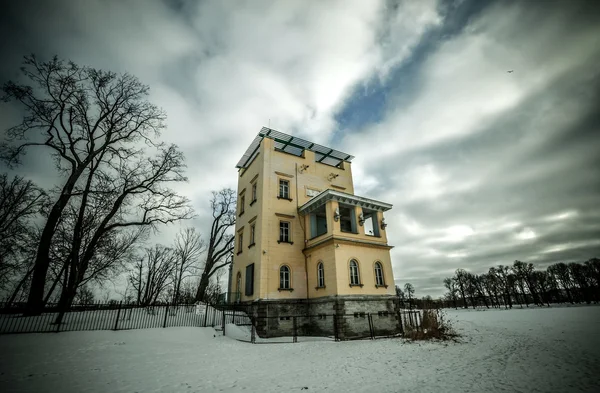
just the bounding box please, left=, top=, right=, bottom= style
left=507, top=70, right=514, bottom=73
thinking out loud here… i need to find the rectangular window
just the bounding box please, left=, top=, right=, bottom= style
left=279, top=221, right=290, bottom=243
left=309, top=204, right=327, bottom=238
left=339, top=204, right=357, bottom=233
left=239, top=195, right=245, bottom=215
left=245, top=263, right=254, bottom=296
left=279, top=179, right=289, bottom=199
left=362, top=209, right=380, bottom=237
left=238, top=233, right=243, bottom=254
left=251, top=182, right=257, bottom=203
left=250, top=224, right=256, bottom=245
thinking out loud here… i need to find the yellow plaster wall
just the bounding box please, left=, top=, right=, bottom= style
left=233, top=135, right=395, bottom=302
left=231, top=141, right=265, bottom=302
left=333, top=242, right=395, bottom=296
left=305, top=243, right=338, bottom=298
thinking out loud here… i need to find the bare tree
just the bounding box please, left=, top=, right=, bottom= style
left=0, top=174, right=46, bottom=293
left=172, top=228, right=204, bottom=304
left=1, top=55, right=171, bottom=315
left=404, top=282, right=415, bottom=309
left=454, top=269, right=469, bottom=308
left=195, top=189, right=236, bottom=302
left=129, top=245, right=175, bottom=306
left=548, top=263, right=574, bottom=304
left=52, top=142, right=192, bottom=316
left=443, top=277, right=458, bottom=309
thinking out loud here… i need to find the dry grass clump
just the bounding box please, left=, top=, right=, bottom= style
left=404, top=309, right=460, bottom=341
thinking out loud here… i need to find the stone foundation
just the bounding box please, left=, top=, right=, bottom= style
left=239, top=296, right=402, bottom=340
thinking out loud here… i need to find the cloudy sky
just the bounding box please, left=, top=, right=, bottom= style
left=1, top=0, right=599, bottom=297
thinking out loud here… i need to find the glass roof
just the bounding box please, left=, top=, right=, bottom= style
left=236, top=127, right=354, bottom=169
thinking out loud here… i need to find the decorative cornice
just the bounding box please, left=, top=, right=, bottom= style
left=275, top=213, right=295, bottom=219
left=298, top=189, right=392, bottom=215
left=303, top=235, right=393, bottom=253
left=275, top=171, right=294, bottom=178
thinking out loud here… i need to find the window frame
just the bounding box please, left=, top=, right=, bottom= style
left=316, top=261, right=325, bottom=289
left=278, top=220, right=292, bottom=244
left=278, top=179, right=290, bottom=200
left=237, top=231, right=243, bottom=255
left=239, top=195, right=245, bottom=216
left=374, top=261, right=386, bottom=287
left=249, top=223, right=256, bottom=247
left=279, top=265, right=292, bottom=290
left=235, top=272, right=242, bottom=303
left=349, top=259, right=362, bottom=287
left=251, top=182, right=258, bottom=204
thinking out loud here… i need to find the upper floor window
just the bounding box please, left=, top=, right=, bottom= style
left=349, top=259, right=361, bottom=286
left=280, top=265, right=291, bottom=289
left=237, top=232, right=243, bottom=254
left=239, top=195, right=245, bottom=216
left=249, top=223, right=256, bottom=246
left=339, top=204, right=357, bottom=233
left=374, top=262, right=385, bottom=286
left=251, top=182, right=257, bottom=203
left=317, top=262, right=325, bottom=288
left=279, top=179, right=290, bottom=199
left=279, top=221, right=291, bottom=243
left=309, top=204, right=327, bottom=239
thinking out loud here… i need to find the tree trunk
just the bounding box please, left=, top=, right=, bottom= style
left=195, top=271, right=211, bottom=303
left=7, top=267, right=35, bottom=305
left=25, top=171, right=83, bottom=315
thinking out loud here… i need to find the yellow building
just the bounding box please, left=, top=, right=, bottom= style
left=230, top=127, right=399, bottom=337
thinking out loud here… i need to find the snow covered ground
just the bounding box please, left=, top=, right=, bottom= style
left=1, top=306, right=599, bottom=393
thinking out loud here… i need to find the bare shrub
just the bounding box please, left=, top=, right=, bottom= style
left=404, top=309, right=459, bottom=341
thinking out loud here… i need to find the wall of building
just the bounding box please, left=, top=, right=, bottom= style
left=257, top=137, right=357, bottom=301
left=232, top=138, right=266, bottom=302
left=247, top=296, right=402, bottom=339
left=333, top=241, right=396, bottom=297
left=233, top=134, right=396, bottom=303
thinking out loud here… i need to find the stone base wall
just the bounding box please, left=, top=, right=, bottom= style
left=240, top=296, right=402, bottom=340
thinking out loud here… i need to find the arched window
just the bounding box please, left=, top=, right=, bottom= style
left=235, top=272, right=242, bottom=302
left=374, top=262, right=385, bottom=286
left=317, top=262, right=325, bottom=288
left=280, top=265, right=291, bottom=289
left=349, top=259, right=360, bottom=285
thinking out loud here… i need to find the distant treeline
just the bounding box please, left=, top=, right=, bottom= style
left=440, top=258, right=600, bottom=309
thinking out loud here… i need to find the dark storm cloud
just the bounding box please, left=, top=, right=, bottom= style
left=340, top=0, right=600, bottom=296
left=1, top=0, right=598, bottom=297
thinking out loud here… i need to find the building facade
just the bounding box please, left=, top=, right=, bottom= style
left=231, top=128, right=400, bottom=338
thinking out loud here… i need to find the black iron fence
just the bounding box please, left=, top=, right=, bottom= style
left=0, top=301, right=225, bottom=334
left=1, top=300, right=423, bottom=343
left=220, top=309, right=423, bottom=343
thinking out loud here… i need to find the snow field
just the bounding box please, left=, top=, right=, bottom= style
left=1, top=305, right=599, bottom=393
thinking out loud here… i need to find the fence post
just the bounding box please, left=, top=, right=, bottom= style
left=203, top=304, right=209, bottom=327
left=333, top=314, right=338, bottom=342
left=251, top=321, right=256, bottom=344
left=367, top=313, right=374, bottom=340
left=293, top=316, right=298, bottom=343
left=163, top=303, right=169, bottom=328
left=222, top=309, right=226, bottom=336
left=113, top=301, right=122, bottom=331
left=397, top=311, right=404, bottom=335
left=232, top=309, right=236, bottom=325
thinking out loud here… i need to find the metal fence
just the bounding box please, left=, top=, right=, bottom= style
left=221, top=310, right=423, bottom=344
left=0, top=302, right=226, bottom=334
left=1, top=301, right=423, bottom=343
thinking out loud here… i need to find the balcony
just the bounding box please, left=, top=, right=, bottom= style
left=298, top=189, right=392, bottom=249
